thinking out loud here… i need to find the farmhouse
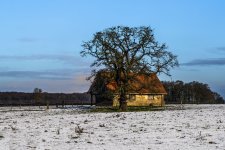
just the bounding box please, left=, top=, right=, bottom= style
left=89, top=72, right=167, bottom=106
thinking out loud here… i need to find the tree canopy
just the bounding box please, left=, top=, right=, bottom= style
left=162, top=80, right=224, bottom=104
left=81, top=26, right=179, bottom=110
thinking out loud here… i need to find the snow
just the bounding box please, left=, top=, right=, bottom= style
left=0, top=105, right=225, bottom=150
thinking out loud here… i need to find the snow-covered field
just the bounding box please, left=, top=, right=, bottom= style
left=0, top=105, right=225, bottom=150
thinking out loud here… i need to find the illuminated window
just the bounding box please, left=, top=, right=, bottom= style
left=130, top=95, right=136, bottom=100
left=148, top=95, right=154, bottom=100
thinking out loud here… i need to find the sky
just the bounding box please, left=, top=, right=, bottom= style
left=0, top=0, right=225, bottom=97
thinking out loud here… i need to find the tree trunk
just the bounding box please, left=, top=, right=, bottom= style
left=91, top=94, right=93, bottom=106
left=120, top=101, right=127, bottom=111
left=119, top=93, right=127, bottom=111
left=46, top=100, right=49, bottom=109
left=118, top=78, right=128, bottom=111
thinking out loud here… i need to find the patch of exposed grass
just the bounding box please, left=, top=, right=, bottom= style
left=90, top=106, right=165, bottom=113
left=0, top=133, right=4, bottom=139
left=75, top=125, right=84, bottom=135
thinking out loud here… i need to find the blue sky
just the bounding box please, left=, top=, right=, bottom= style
left=0, top=0, right=225, bottom=97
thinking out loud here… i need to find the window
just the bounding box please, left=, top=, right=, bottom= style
left=129, top=94, right=136, bottom=100
left=148, top=95, right=154, bottom=100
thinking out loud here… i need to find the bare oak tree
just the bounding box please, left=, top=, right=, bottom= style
left=81, top=26, right=179, bottom=111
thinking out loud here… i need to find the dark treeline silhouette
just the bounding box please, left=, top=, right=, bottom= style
left=0, top=80, right=224, bottom=106
left=162, top=80, right=224, bottom=104
left=0, top=92, right=91, bottom=106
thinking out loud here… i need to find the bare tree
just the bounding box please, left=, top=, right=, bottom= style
left=81, top=26, right=179, bottom=111
left=33, top=88, right=42, bottom=108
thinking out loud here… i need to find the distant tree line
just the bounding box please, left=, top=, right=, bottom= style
left=162, top=80, right=224, bottom=104
left=0, top=80, right=224, bottom=106
left=0, top=92, right=91, bottom=106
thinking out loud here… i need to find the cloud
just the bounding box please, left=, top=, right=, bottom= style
left=0, top=54, right=91, bottom=66
left=216, top=47, right=225, bottom=52
left=0, top=70, right=72, bottom=80
left=0, top=72, right=90, bottom=93
left=17, top=38, right=38, bottom=43
left=208, top=47, right=225, bottom=54
left=0, top=54, right=74, bottom=61
left=0, top=67, right=91, bottom=80
left=182, top=58, right=225, bottom=66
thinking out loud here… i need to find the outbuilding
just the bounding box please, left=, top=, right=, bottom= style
left=89, top=72, right=167, bottom=106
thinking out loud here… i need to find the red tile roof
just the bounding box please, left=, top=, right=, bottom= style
left=89, top=72, right=167, bottom=94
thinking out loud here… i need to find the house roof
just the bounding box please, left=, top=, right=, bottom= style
left=88, top=72, right=167, bottom=95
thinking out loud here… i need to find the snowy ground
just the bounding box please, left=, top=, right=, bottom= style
left=0, top=105, right=225, bottom=150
